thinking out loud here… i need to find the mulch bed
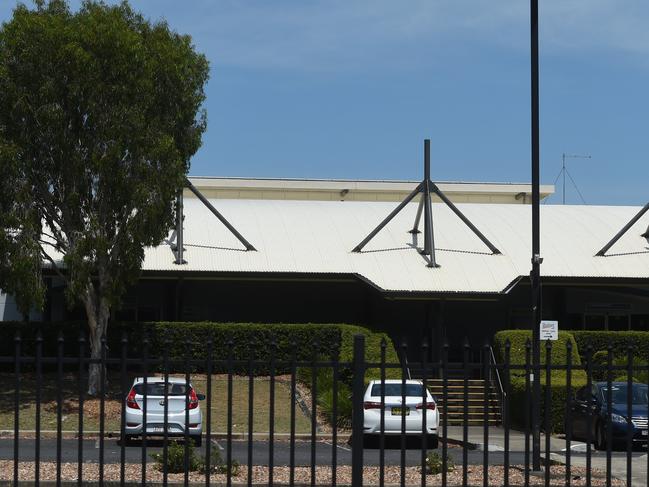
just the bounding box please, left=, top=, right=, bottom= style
left=0, top=461, right=623, bottom=485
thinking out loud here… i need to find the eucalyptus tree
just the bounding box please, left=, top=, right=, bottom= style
left=0, top=0, right=209, bottom=394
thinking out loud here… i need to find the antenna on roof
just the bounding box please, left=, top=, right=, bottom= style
left=172, top=178, right=257, bottom=265
left=553, top=153, right=590, bottom=204
left=596, top=202, right=649, bottom=256
left=351, top=139, right=501, bottom=267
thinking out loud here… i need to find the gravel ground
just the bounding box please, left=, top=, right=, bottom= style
left=0, top=461, right=623, bottom=485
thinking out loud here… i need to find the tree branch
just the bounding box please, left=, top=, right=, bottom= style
left=39, top=246, right=67, bottom=283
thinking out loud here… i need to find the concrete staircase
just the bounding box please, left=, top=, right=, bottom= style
left=426, top=378, right=502, bottom=426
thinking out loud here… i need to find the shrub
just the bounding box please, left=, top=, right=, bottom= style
left=569, top=331, right=649, bottom=384
left=425, top=451, right=454, bottom=474
left=1, top=321, right=365, bottom=374
left=5, top=320, right=402, bottom=429
left=151, top=440, right=203, bottom=473
left=298, top=325, right=401, bottom=429
left=568, top=331, right=649, bottom=364
left=204, top=447, right=240, bottom=475
left=590, top=351, right=649, bottom=384
left=494, top=330, right=586, bottom=433
left=493, top=330, right=582, bottom=368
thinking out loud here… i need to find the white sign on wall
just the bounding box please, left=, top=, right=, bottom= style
left=539, top=320, right=559, bottom=341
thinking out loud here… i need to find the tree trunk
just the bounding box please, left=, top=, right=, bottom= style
left=82, top=282, right=111, bottom=396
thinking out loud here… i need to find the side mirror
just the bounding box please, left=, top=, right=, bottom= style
left=197, top=393, right=206, bottom=401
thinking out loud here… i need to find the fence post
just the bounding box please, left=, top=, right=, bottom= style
left=351, top=334, right=366, bottom=487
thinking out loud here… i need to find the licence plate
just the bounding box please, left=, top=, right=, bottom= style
left=391, top=407, right=409, bottom=416
left=150, top=427, right=165, bottom=433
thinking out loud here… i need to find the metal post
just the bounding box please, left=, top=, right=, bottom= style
left=530, top=0, right=542, bottom=471
left=562, top=153, right=566, bottom=205
left=175, top=191, right=186, bottom=264
left=351, top=334, right=366, bottom=487
left=423, top=140, right=432, bottom=256
left=423, top=179, right=438, bottom=267
left=352, top=138, right=501, bottom=262
left=421, top=141, right=438, bottom=267
left=409, top=195, right=424, bottom=235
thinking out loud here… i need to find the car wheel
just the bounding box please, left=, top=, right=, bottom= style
left=595, top=423, right=606, bottom=451
left=191, top=435, right=202, bottom=447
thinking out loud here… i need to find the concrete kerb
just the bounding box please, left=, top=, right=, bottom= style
left=2, top=483, right=362, bottom=487
left=1, top=430, right=463, bottom=447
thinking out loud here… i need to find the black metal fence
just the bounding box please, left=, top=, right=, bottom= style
left=3, top=331, right=649, bottom=486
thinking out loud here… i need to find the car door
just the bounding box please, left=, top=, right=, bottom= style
left=571, top=386, right=589, bottom=438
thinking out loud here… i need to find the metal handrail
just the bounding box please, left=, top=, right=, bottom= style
left=489, top=345, right=506, bottom=422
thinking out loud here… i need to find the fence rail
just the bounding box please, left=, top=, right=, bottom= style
left=3, top=331, right=649, bottom=486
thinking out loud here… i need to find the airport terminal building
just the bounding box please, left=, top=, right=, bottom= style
left=2, top=177, right=648, bottom=360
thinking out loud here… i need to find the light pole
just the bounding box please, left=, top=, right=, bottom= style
left=530, top=0, right=542, bottom=471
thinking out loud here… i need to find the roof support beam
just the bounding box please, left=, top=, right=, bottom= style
left=184, top=177, right=257, bottom=252
left=409, top=195, right=424, bottom=235
left=431, top=183, right=502, bottom=255
left=596, top=202, right=649, bottom=256
left=352, top=182, right=423, bottom=253
left=352, top=139, right=501, bottom=267
left=171, top=178, right=257, bottom=263
left=173, top=191, right=187, bottom=264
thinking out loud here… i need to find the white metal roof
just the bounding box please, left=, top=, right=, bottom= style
left=142, top=199, right=649, bottom=294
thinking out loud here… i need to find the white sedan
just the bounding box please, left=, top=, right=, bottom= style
left=123, top=377, right=205, bottom=446
left=363, top=379, right=439, bottom=447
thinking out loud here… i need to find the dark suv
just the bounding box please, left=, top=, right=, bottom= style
left=570, top=382, right=648, bottom=450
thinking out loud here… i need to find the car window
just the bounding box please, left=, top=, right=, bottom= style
left=370, top=384, right=425, bottom=397
left=134, top=382, right=189, bottom=396
left=600, top=384, right=649, bottom=405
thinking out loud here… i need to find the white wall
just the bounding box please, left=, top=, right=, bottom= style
left=0, top=290, right=43, bottom=321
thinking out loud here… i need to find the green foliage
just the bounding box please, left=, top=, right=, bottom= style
left=4, top=319, right=402, bottom=428
left=0, top=321, right=390, bottom=374
left=297, top=325, right=401, bottom=429
left=508, top=372, right=588, bottom=433
left=568, top=331, right=649, bottom=364
left=494, top=330, right=586, bottom=433
left=151, top=440, right=203, bottom=473
left=590, top=351, right=649, bottom=384
left=493, top=330, right=582, bottom=369
left=0, top=0, right=209, bottom=390
left=204, top=447, right=240, bottom=475
left=425, top=451, right=455, bottom=475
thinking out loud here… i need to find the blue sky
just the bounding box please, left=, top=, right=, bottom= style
left=2, top=1, right=648, bottom=205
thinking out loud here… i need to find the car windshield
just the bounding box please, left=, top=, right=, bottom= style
left=371, top=384, right=425, bottom=397
left=134, top=382, right=189, bottom=396
left=600, top=384, right=649, bottom=405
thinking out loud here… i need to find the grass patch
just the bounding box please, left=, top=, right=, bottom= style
left=0, top=373, right=311, bottom=434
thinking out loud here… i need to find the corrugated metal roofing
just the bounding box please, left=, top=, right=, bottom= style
left=141, top=199, right=649, bottom=294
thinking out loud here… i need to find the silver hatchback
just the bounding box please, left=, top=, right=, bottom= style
left=123, top=377, right=205, bottom=446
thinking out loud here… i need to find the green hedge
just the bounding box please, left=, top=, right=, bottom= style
left=0, top=321, right=392, bottom=375
left=298, top=325, right=401, bottom=428
left=493, top=329, right=582, bottom=367
left=567, top=330, right=649, bottom=363
left=494, top=330, right=586, bottom=433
